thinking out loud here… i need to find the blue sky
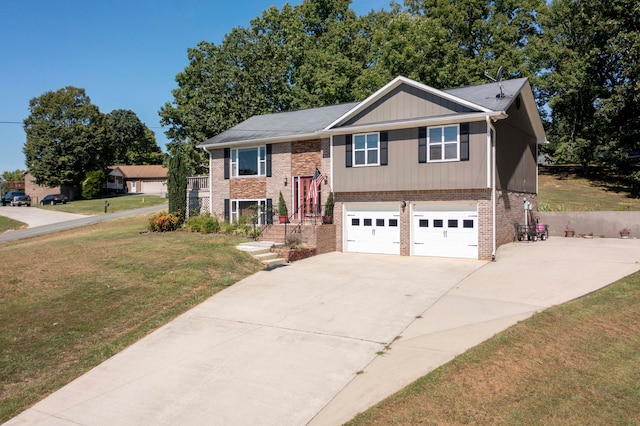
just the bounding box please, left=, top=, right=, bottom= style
left=0, top=0, right=390, bottom=174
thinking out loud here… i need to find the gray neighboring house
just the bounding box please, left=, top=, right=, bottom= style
left=198, top=76, right=546, bottom=260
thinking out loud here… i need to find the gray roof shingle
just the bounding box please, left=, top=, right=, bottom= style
left=199, top=102, right=359, bottom=147
left=198, top=78, right=530, bottom=148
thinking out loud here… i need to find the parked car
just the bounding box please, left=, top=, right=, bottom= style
left=1, top=191, right=27, bottom=206
left=10, top=194, right=31, bottom=207
left=40, top=194, right=68, bottom=205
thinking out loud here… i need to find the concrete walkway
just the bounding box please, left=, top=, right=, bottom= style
left=6, top=237, right=640, bottom=425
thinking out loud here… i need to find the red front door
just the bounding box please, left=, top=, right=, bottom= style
left=293, top=176, right=321, bottom=219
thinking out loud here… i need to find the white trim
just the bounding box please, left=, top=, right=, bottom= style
left=426, top=124, right=460, bottom=163
left=323, top=111, right=506, bottom=136
left=329, top=135, right=334, bottom=192
left=487, top=116, right=497, bottom=260
left=352, top=132, right=380, bottom=167
left=208, top=150, right=213, bottom=215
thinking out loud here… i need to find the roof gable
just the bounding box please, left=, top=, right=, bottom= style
left=113, top=165, right=168, bottom=179
left=325, top=76, right=493, bottom=130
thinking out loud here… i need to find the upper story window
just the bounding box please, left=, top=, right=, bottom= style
left=428, top=125, right=459, bottom=162
left=353, top=132, right=379, bottom=166
left=231, top=146, right=266, bottom=177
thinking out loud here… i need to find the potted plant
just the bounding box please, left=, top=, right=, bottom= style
left=620, top=228, right=631, bottom=239
left=278, top=191, right=288, bottom=224
left=564, top=220, right=575, bottom=238
left=323, top=192, right=334, bottom=224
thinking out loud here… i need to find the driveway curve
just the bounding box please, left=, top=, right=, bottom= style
left=6, top=237, right=640, bottom=425
left=0, top=205, right=87, bottom=227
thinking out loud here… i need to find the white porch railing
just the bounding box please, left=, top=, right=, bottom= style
left=188, top=176, right=208, bottom=190
left=187, top=176, right=210, bottom=218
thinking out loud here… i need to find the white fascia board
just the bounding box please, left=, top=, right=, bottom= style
left=324, top=111, right=506, bottom=135
left=324, top=76, right=494, bottom=131
left=521, top=81, right=547, bottom=144
left=199, top=132, right=323, bottom=151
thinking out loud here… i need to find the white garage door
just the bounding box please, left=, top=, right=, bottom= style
left=345, top=204, right=400, bottom=255
left=141, top=180, right=166, bottom=195
left=412, top=204, right=478, bottom=259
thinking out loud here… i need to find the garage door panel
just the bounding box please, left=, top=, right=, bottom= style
left=412, top=208, right=478, bottom=259
left=345, top=207, right=400, bottom=255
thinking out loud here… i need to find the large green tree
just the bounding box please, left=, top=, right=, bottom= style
left=107, top=109, right=164, bottom=165
left=160, top=0, right=546, bottom=164
left=539, top=0, right=640, bottom=170
left=23, top=87, right=113, bottom=187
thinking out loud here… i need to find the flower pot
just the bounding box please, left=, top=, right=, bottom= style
left=279, top=215, right=288, bottom=224
left=564, top=230, right=575, bottom=237
left=322, top=216, right=333, bottom=224
left=620, top=230, right=630, bottom=239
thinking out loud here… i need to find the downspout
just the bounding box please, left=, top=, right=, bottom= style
left=207, top=149, right=213, bottom=215
left=486, top=116, right=497, bottom=261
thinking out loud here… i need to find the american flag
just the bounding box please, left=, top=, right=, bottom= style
left=307, top=169, right=323, bottom=209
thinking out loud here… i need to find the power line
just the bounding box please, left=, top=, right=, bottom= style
left=0, top=121, right=23, bottom=124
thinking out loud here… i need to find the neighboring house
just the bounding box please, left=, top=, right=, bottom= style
left=198, top=76, right=546, bottom=260
left=116, top=165, right=168, bottom=195
left=24, top=172, right=74, bottom=203
left=105, top=167, right=126, bottom=193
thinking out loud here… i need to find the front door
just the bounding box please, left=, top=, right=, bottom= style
left=293, top=176, right=321, bottom=219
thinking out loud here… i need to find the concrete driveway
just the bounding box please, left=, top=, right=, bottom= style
left=0, top=205, right=87, bottom=227
left=7, top=237, right=640, bottom=425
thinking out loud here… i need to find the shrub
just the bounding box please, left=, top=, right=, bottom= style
left=185, top=214, right=220, bottom=233
left=82, top=170, right=105, bottom=199
left=220, top=221, right=235, bottom=234
left=148, top=212, right=180, bottom=232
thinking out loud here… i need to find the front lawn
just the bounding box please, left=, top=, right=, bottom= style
left=36, top=194, right=166, bottom=214
left=0, top=215, right=262, bottom=423
left=0, top=216, right=27, bottom=233
left=348, top=270, right=640, bottom=425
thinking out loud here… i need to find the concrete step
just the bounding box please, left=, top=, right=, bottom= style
left=262, top=257, right=287, bottom=268
left=236, top=241, right=288, bottom=268
left=253, top=252, right=279, bottom=261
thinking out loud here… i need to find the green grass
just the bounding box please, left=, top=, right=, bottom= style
left=36, top=194, right=167, bottom=214
left=0, top=216, right=26, bottom=232
left=0, top=215, right=262, bottom=423
left=538, top=165, right=640, bottom=211
left=348, top=271, right=640, bottom=425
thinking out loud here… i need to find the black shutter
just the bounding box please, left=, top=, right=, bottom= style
left=418, top=127, right=427, bottom=163
left=266, top=144, right=272, bottom=177
left=460, top=123, right=470, bottom=161
left=345, top=134, right=352, bottom=168
left=380, top=132, right=388, bottom=166
left=224, top=148, right=230, bottom=179
left=224, top=199, right=230, bottom=222
left=266, top=198, right=273, bottom=224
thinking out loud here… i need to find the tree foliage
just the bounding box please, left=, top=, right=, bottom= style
left=81, top=169, right=105, bottom=200
left=539, top=0, right=640, bottom=170
left=160, top=0, right=637, bottom=172
left=106, top=109, right=164, bottom=165
left=160, top=0, right=545, bottom=169
left=23, top=87, right=113, bottom=187
left=167, top=152, right=187, bottom=223
left=1, top=169, right=25, bottom=194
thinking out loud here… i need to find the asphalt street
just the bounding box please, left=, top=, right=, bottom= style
left=0, top=204, right=168, bottom=243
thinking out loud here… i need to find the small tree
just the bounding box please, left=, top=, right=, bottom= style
left=324, top=191, right=334, bottom=217
left=167, top=152, right=187, bottom=224
left=82, top=170, right=105, bottom=199
left=278, top=191, right=288, bottom=216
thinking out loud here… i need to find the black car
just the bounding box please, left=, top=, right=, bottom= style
left=40, top=194, right=68, bottom=205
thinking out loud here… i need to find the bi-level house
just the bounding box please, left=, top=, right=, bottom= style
left=197, top=76, right=546, bottom=260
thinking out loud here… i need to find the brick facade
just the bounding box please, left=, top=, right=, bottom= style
left=209, top=139, right=331, bottom=221
left=495, top=190, right=537, bottom=247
